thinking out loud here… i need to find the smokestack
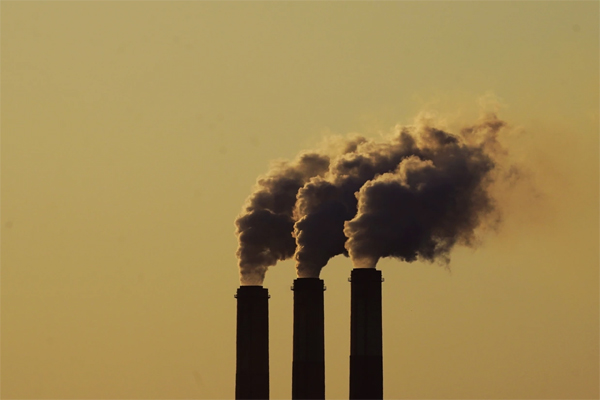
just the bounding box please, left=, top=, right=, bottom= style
left=349, top=268, right=383, bottom=400
left=235, top=286, right=270, bottom=400
left=292, top=278, right=325, bottom=400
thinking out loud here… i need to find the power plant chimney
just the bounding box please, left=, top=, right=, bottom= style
left=235, top=286, right=270, bottom=400
left=292, top=278, right=325, bottom=400
left=349, top=268, right=383, bottom=400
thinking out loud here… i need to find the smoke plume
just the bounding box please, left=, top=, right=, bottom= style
left=235, top=112, right=511, bottom=284
left=235, top=153, right=330, bottom=285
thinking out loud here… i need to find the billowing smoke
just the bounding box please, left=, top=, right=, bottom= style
left=344, top=120, right=500, bottom=269
left=293, top=128, right=421, bottom=277
left=235, top=153, right=330, bottom=285
left=235, top=113, right=511, bottom=284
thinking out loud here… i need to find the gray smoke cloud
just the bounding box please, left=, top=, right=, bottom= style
left=235, top=153, right=330, bottom=285
left=236, top=113, right=510, bottom=284
left=293, top=128, right=421, bottom=277
left=344, top=119, right=501, bottom=268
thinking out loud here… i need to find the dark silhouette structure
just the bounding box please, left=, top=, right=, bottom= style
left=349, top=268, right=383, bottom=400
left=235, top=286, right=270, bottom=400
left=292, top=278, right=325, bottom=400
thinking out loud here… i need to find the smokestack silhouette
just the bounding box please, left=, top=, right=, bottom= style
left=349, top=268, right=383, bottom=400
left=235, top=286, right=270, bottom=400
left=292, top=278, right=325, bottom=400
left=234, top=110, right=515, bottom=400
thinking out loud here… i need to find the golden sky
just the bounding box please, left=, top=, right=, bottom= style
left=2, top=1, right=598, bottom=399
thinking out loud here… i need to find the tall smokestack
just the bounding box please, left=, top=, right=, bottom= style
left=235, top=286, right=270, bottom=400
left=349, top=268, right=383, bottom=400
left=292, top=278, right=325, bottom=400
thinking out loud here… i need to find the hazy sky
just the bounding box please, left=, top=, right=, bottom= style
left=2, top=1, right=598, bottom=399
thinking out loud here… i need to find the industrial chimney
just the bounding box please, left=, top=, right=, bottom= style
left=292, top=278, right=325, bottom=400
left=349, top=268, right=383, bottom=400
left=235, top=286, right=270, bottom=400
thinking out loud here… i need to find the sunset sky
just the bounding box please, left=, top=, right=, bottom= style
left=2, top=1, right=598, bottom=399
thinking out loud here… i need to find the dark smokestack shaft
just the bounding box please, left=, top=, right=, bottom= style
left=292, top=278, right=325, bottom=400
left=349, top=269, right=383, bottom=400
left=235, top=286, right=270, bottom=400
